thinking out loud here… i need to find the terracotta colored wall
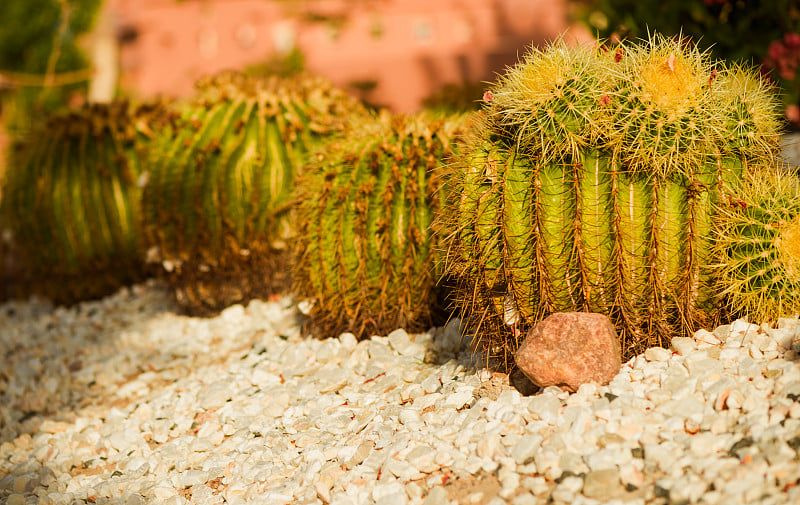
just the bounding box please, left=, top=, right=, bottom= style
left=110, top=0, right=589, bottom=111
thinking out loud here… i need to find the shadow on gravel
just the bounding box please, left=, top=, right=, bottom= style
left=0, top=280, right=190, bottom=445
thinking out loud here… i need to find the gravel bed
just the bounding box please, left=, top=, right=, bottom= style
left=1, top=280, right=799, bottom=505
left=780, top=132, right=800, bottom=170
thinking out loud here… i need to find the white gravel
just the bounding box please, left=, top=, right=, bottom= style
left=1, top=280, right=800, bottom=505
left=780, top=133, right=800, bottom=170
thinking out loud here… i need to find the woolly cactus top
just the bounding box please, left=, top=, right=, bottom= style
left=190, top=71, right=361, bottom=137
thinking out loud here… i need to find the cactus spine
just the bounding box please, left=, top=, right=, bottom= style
left=142, top=72, right=364, bottom=315
left=448, top=36, right=783, bottom=362
left=294, top=112, right=465, bottom=339
left=2, top=101, right=160, bottom=304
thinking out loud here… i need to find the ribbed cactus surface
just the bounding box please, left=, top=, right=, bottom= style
left=715, top=169, right=800, bottom=324
left=293, top=112, right=466, bottom=339
left=142, top=72, right=364, bottom=314
left=447, top=36, right=783, bottom=363
left=2, top=101, right=161, bottom=304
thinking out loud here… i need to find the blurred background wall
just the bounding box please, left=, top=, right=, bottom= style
left=107, top=0, right=589, bottom=111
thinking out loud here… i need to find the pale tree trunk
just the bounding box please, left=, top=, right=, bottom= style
left=88, top=2, right=118, bottom=103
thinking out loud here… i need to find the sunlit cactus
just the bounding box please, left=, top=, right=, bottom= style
left=1, top=101, right=163, bottom=304
left=142, top=71, right=366, bottom=315
left=445, top=36, right=784, bottom=365
left=293, top=111, right=467, bottom=339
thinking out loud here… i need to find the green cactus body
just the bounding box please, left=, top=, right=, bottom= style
left=2, top=102, right=159, bottom=304
left=143, top=72, right=363, bottom=314
left=454, top=143, right=730, bottom=357
left=294, top=112, right=466, bottom=339
left=577, top=149, right=614, bottom=315
left=448, top=37, right=782, bottom=362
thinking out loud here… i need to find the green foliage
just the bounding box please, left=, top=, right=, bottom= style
left=581, top=0, right=800, bottom=127
left=293, top=111, right=467, bottom=339
left=446, top=37, right=784, bottom=365
left=142, top=71, right=365, bottom=315
left=0, top=0, right=98, bottom=73
left=1, top=101, right=162, bottom=304
left=0, top=0, right=101, bottom=133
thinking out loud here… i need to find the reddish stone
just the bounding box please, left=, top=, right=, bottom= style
left=515, top=312, right=621, bottom=392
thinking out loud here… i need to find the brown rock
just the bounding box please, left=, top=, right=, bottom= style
left=515, top=312, right=621, bottom=392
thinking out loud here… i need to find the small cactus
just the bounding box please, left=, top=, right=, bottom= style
left=293, top=111, right=466, bottom=339
left=142, top=72, right=365, bottom=315
left=446, top=36, right=783, bottom=364
left=715, top=169, right=800, bottom=323
left=1, top=101, right=162, bottom=304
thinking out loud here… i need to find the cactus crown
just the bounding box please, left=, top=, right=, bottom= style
left=637, top=40, right=707, bottom=112
left=605, top=34, right=721, bottom=177
left=486, top=40, right=607, bottom=159
left=715, top=65, right=781, bottom=162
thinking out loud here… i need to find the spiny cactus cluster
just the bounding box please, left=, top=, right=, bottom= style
left=142, top=71, right=366, bottom=315
left=1, top=101, right=164, bottom=304
left=446, top=34, right=790, bottom=363
left=0, top=33, right=797, bottom=366
left=293, top=111, right=467, bottom=339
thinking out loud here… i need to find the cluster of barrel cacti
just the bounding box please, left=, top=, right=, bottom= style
left=446, top=34, right=796, bottom=362
left=0, top=33, right=798, bottom=366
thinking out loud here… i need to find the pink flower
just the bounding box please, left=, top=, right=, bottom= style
left=763, top=36, right=800, bottom=81
left=483, top=91, right=494, bottom=102
left=768, top=41, right=785, bottom=62
left=785, top=32, right=800, bottom=49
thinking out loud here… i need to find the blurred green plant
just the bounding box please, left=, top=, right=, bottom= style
left=244, top=47, right=307, bottom=79
left=0, top=0, right=100, bottom=134
left=579, top=0, right=800, bottom=129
